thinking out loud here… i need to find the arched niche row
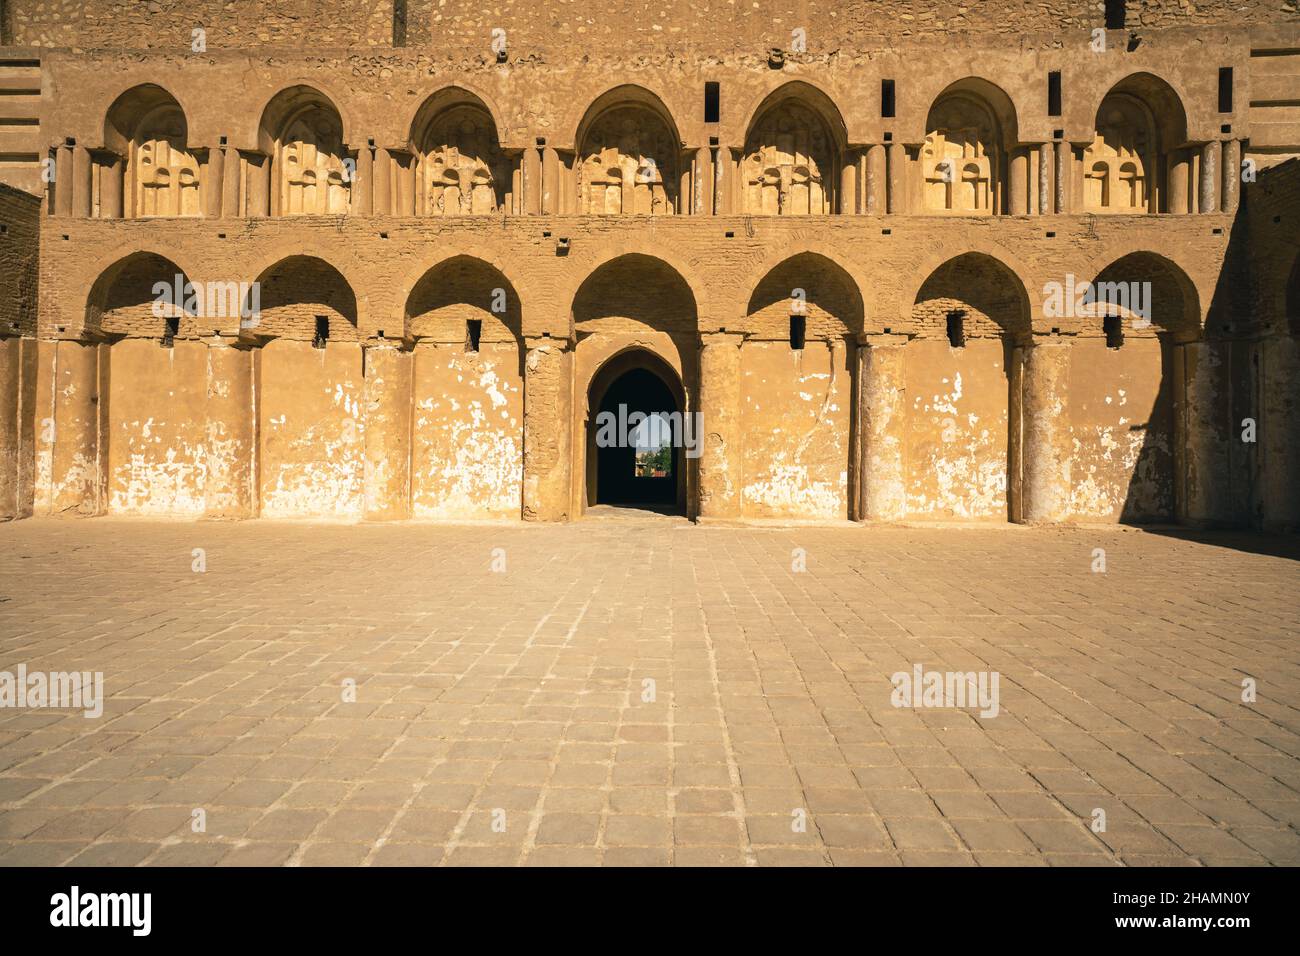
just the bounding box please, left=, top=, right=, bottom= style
left=99, top=85, right=201, bottom=219
left=740, top=84, right=846, bottom=215
left=574, top=90, right=683, bottom=215
left=920, top=79, right=1018, bottom=216
left=410, top=90, right=514, bottom=216
left=1083, top=74, right=1189, bottom=214
left=255, top=86, right=353, bottom=217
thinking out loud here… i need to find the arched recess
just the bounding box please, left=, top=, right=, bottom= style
left=742, top=252, right=863, bottom=519
left=1083, top=74, right=1189, bottom=214
left=248, top=255, right=362, bottom=518
left=906, top=253, right=1030, bottom=520
left=571, top=254, right=699, bottom=517
left=922, top=78, right=1019, bottom=215
left=100, top=85, right=201, bottom=219
left=574, top=87, right=683, bottom=215
left=585, top=348, right=688, bottom=514
left=740, top=81, right=847, bottom=215
left=1070, top=252, right=1201, bottom=522
left=258, top=86, right=353, bottom=217
left=86, top=253, right=207, bottom=515
left=409, top=88, right=514, bottom=216
left=404, top=256, right=525, bottom=519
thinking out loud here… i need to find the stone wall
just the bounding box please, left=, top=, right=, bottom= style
left=5, top=1, right=1295, bottom=51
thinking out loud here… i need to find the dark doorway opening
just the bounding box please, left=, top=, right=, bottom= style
left=586, top=352, right=687, bottom=514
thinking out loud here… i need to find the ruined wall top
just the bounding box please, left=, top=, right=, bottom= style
left=3, top=0, right=1296, bottom=53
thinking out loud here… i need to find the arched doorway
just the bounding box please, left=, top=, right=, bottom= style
left=585, top=349, right=688, bottom=514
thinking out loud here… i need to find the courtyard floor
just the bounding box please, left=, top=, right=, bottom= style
left=0, top=517, right=1297, bottom=867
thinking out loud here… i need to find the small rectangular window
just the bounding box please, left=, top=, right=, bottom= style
left=881, top=79, right=896, bottom=119
left=1218, top=68, right=1233, bottom=114
left=789, top=315, right=806, bottom=351
left=1104, top=315, right=1124, bottom=349
left=704, top=82, right=720, bottom=123
left=1105, top=0, right=1125, bottom=29
left=1047, top=72, right=1062, bottom=117
left=946, top=310, right=966, bottom=349
left=313, top=316, right=329, bottom=349
left=393, top=0, right=407, bottom=47
left=161, top=316, right=178, bottom=348
left=466, top=318, right=482, bottom=353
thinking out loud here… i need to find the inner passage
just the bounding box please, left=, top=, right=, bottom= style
left=595, top=367, right=678, bottom=505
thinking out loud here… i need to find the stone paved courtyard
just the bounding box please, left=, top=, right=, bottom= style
left=0, top=517, right=1297, bottom=867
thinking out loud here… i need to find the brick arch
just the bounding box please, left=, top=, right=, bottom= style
left=394, top=247, right=531, bottom=336
left=1086, top=249, right=1204, bottom=339
left=739, top=247, right=868, bottom=334
left=244, top=252, right=363, bottom=340
left=84, top=249, right=198, bottom=340
left=400, top=254, right=526, bottom=344
left=563, top=248, right=708, bottom=337
left=898, top=245, right=1034, bottom=327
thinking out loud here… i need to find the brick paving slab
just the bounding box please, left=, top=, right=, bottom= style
left=0, top=518, right=1297, bottom=866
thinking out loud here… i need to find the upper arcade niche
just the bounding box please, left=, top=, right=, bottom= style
left=576, top=89, right=681, bottom=215
left=1082, top=74, right=1188, bottom=214
left=101, top=85, right=200, bottom=219
left=260, top=86, right=352, bottom=216
left=740, top=85, right=843, bottom=216
left=921, top=80, right=1017, bottom=216
left=411, top=91, right=511, bottom=216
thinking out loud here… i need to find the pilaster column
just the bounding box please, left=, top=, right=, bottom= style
left=697, top=331, right=744, bottom=520
left=856, top=333, right=907, bottom=522
left=72, top=145, right=92, bottom=217
left=840, top=149, right=859, bottom=214
left=221, top=144, right=241, bottom=217
left=1221, top=139, right=1241, bottom=215
left=54, top=144, right=73, bottom=217
left=101, top=154, right=124, bottom=219
left=693, top=146, right=712, bottom=215
left=1009, top=147, right=1028, bottom=216
left=373, top=148, right=392, bottom=215
left=362, top=342, right=412, bottom=520
left=1178, top=339, right=1231, bottom=525
left=203, top=146, right=224, bottom=218
left=203, top=337, right=256, bottom=518
left=522, top=336, right=573, bottom=521
left=1020, top=336, right=1073, bottom=524
left=0, top=335, right=35, bottom=520
left=523, top=147, right=541, bottom=215
left=865, top=144, right=885, bottom=214
left=1260, top=334, right=1300, bottom=531
left=1199, top=142, right=1219, bottom=214
left=47, top=339, right=104, bottom=515
left=542, top=146, right=560, bottom=214
left=1054, top=141, right=1071, bottom=214
left=1037, top=143, right=1053, bottom=215
left=886, top=142, right=905, bottom=214
left=244, top=150, right=271, bottom=217
left=1169, top=150, right=1190, bottom=214
left=354, top=144, right=373, bottom=216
